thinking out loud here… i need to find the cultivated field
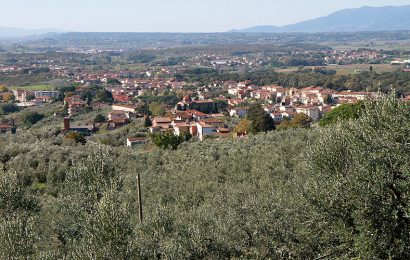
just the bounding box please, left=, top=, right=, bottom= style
left=276, top=64, right=398, bottom=75
left=11, top=84, right=56, bottom=91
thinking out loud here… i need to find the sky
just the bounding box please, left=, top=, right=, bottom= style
left=1, top=0, right=410, bottom=32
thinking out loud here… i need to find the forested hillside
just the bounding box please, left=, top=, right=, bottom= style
left=1, top=94, right=409, bottom=259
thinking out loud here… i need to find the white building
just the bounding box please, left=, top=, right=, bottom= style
left=196, top=122, right=215, bottom=141
left=34, top=91, right=59, bottom=99
left=112, top=104, right=138, bottom=113
left=295, top=106, right=321, bottom=121
left=229, top=107, right=249, bottom=118
left=270, top=112, right=284, bottom=123
left=127, top=137, right=147, bottom=147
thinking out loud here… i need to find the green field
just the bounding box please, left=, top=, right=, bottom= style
left=276, top=64, right=397, bottom=75
left=326, top=40, right=410, bottom=51
left=11, top=85, right=56, bottom=91
left=329, top=64, right=397, bottom=75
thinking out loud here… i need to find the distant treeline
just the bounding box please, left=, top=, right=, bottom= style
left=177, top=68, right=410, bottom=95
left=3, top=31, right=410, bottom=50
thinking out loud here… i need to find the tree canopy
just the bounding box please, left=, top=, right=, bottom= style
left=319, top=101, right=365, bottom=126
left=277, top=113, right=312, bottom=130
left=247, top=103, right=275, bottom=133
left=0, top=94, right=409, bottom=259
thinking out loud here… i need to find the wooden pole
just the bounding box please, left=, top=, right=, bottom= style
left=136, top=172, right=143, bottom=223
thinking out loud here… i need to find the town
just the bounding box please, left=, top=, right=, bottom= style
left=0, top=71, right=398, bottom=145
left=1, top=40, right=410, bottom=148
left=2, top=2, right=410, bottom=259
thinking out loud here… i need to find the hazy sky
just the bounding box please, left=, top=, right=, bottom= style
left=1, top=0, right=410, bottom=32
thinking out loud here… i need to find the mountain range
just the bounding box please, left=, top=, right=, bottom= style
left=1, top=5, right=410, bottom=37
left=0, top=26, right=62, bottom=38
left=231, top=5, right=410, bottom=33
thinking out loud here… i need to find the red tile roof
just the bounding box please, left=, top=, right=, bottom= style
left=0, top=124, right=13, bottom=129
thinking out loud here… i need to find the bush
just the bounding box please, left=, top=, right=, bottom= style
left=94, top=114, right=106, bottom=123
left=305, top=93, right=410, bottom=258
left=151, top=132, right=191, bottom=150
left=277, top=113, right=312, bottom=130
left=0, top=103, right=19, bottom=115
left=0, top=93, right=408, bottom=258
left=247, top=103, right=275, bottom=133
left=66, top=132, right=87, bottom=145
left=319, top=101, right=365, bottom=127
left=20, top=112, right=45, bottom=127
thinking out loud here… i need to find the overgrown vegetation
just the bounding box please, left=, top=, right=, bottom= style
left=0, top=94, right=409, bottom=258
left=319, top=101, right=365, bottom=126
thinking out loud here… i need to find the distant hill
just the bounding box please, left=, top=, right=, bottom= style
left=232, top=5, right=410, bottom=33
left=0, top=26, right=63, bottom=38
left=230, top=25, right=279, bottom=33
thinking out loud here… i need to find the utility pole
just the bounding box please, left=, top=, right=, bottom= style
left=136, top=172, right=143, bottom=223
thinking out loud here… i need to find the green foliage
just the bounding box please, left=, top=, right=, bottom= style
left=69, top=188, right=135, bottom=259
left=149, top=102, right=166, bottom=117
left=0, top=171, right=39, bottom=216
left=247, top=103, right=275, bottom=133
left=214, top=99, right=229, bottom=113
left=304, top=93, right=410, bottom=258
left=282, top=56, right=325, bottom=67
left=143, top=116, right=152, bottom=127
left=136, top=101, right=149, bottom=116
left=0, top=85, right=8, bottom=92
left=128, top=52, right=156, bottom=63
left=233, top=118, right=250, bottom=134
left=319, top=101, right=365, bottom=126
left=151, top=132, right=191, bottom=150
left=178, top=69, right=410, bottom=94
left=107, top=78, right=121, bottom=85
left=31, top=182, right=47, bottom=194
left=0, top=103, right=19, bottom=115
left=0, top=215, right=36, bottom=259
left=0, top=92, right=409, bottom=258
left=93, top=113, right=106, bottom=123
left=0, top=171, right=38, bottom=259
left=323, top=93, right=333, bottom=104
left=57, top=85, right=77, bottom=101
left=2, top=93, right=15, bottom=102
left=277, top=113, right=312, bottom=130
left=189, top=101, right=217, bottom=114
left=25, top=93, right=36, bottom=101
left=13, top=84, right=55, bottom=91
left=139, top=93, right=179, bottom=107
left=95, top=89, right=113, bottom=103
left=66, top=132, right=87, bottom=144
left=52, top=147, right=136, bottom=257
left=20, top=112, right=45, bottom=127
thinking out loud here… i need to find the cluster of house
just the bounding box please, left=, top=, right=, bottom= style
left=197, top=54, right=265, bottom=70
left=67, top=71, right=189, bottom=103
left=322, top=49, right=385, bottom=64
left=142, top=81, right=387, bottom=142
left=73, top=72, right=121, bottom=85
left=149, top=113, right=230, bottom=141
left=64, top=95, right=87, bottom=117
left=62, top=103, right=140, bottom=135
left=62, top=102, right=149, bottom=147
left=12, top=90, right=59, bottom=107
left=226, top=82, right=377, bottom=123
left=391, top=59, right=410, bottom=68
left=149, top=95, right=230, bottom=141
left=71, top=69, right=186, bottom=87
left=109, top=78, right=188, bottom=102
left=0, top=66, right=25, bottom=73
